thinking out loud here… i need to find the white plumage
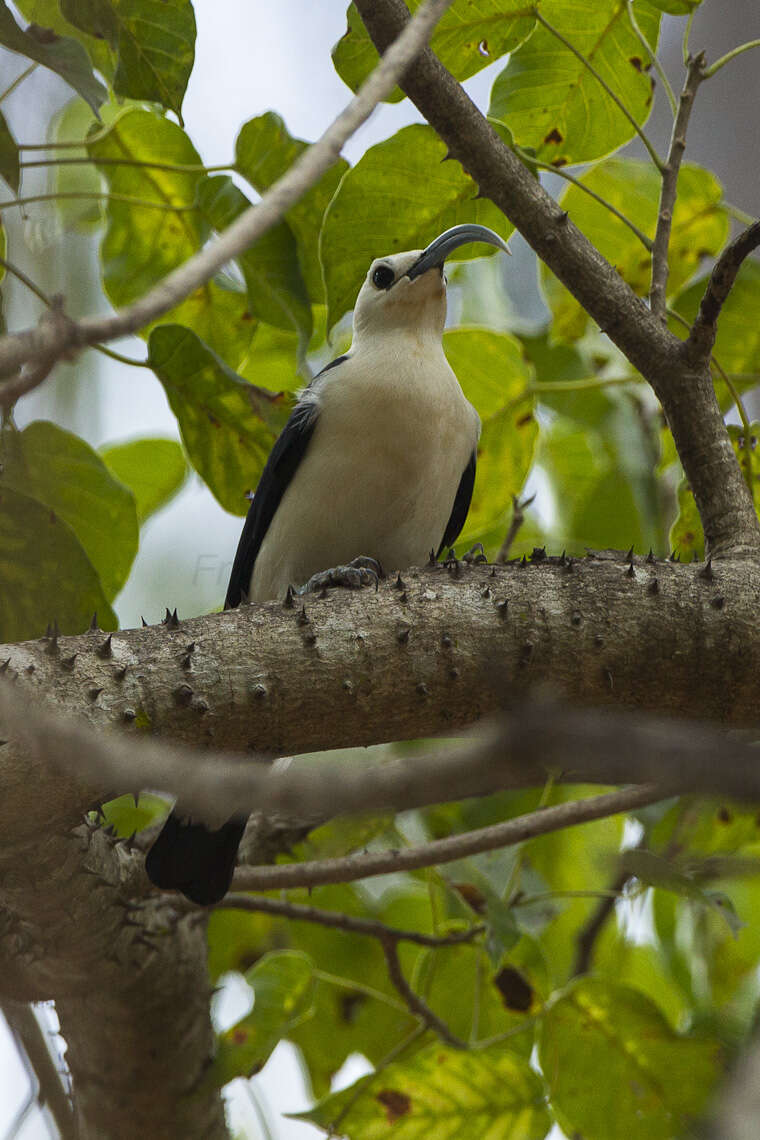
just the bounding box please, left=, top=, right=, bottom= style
left=250, top=248, right=480, bottom=601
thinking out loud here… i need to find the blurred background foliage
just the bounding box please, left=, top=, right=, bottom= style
left=1, top=0, right=760, bottom=1137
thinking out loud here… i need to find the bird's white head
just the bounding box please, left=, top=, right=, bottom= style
left=352, top=224, right=510, bottom=343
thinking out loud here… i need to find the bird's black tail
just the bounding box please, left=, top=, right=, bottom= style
left=145, top=811, right=248, bottom=905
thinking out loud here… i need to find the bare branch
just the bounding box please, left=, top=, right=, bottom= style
left=380, top=936, right=466, bottom=1048
left=496, top=493, right=536, bottom=564
left=214, top=894, right=483, bottom=948
left=0, top=0, right=452, bottom=385
left=649, top=53, right=705, bottom=319
left=1, top=1001, right=76, bottom=1140
left=685, top=219, right=760, bottom=366
left=232, top=785, right=665, bottom=893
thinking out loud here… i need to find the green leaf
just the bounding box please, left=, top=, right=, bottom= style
left=101, top=792, right=167, bottom=836
left=0, top=421, right=138, bottom=601
left=236, top=321, right=301, bottom=393
left=0, top=110, right=19, bottom=193
left=0, top=0, right=106, bottom=113
left=541, top=160, right=728, bottom=341
left=147, top=324, right=289, bottom=515
left=88, top=108, right=204, bottom=306
left=47, top=97, right=105, bottom=231
left=14, top=0, right=116, bottom=79
left=0, top=487, right=116, bottom=641
left=99, top=437, right=188, bottom=525
left=295, top=1040, right=551, bottom=1139
left=333, top=0, right=537, bottom=104
left=209, top=951, right=315, bottom=1088
left=196, top=176, right=312, bottom=356
left=235, top=112, right=349, bottom=302
left=489, top=0, right=661, bottom=166
left=60, top=0, right=196, bottom=121
left=319, top=124, right=512, bottom=330
left=442, top=329, right=537, bottom=554
left=540, top=979, right=722, bottom=1140
left=670, top=261, right=760, bottom=395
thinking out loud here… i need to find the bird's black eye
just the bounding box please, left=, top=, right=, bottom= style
left=372, top=264, right=395, bottom=290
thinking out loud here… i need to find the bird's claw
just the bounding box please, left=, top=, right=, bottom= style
left=462, top=542, right=487, bottom=564
left=297, top=556, right=385, bottom=595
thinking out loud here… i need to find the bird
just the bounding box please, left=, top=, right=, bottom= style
left=145, top=223, right=510, bottom=905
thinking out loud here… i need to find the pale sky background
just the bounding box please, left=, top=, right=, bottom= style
left=0, top=0, right=758, bottom=1135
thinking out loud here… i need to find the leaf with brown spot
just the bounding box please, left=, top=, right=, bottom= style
left=376, top=1089, right=412, bottom=1123
left=494, top=966, right=534, bottom=1012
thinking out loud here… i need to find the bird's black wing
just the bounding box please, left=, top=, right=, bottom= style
left=225, top=355, right=348, bottom=608
left=436, top=450, right=477, bottom=557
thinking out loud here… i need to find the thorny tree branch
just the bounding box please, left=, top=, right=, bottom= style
left=649, top=52, right=705, bottom=319
left=686, top=219, right=760, bottom=366
left=0, top=0, right=452, bottom=386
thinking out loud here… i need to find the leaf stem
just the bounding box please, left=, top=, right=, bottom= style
left=19, top=156, right=233, bottom=176
left=311, top=968, right=411, bottom=1016
left=626, top=0, right=677, bottom=115
left=510, top=143, right=653, bottom=252
left=0, top=64, right=37, bottom=105
left=682, top=10, right=695, bottom=66
left=0, top=191, right=196, bottom=213
left=703, top=39, right=760, bottom=80
left=534, top=9, right=665, bottom=172
left=722, top=201, right=757, bottom=227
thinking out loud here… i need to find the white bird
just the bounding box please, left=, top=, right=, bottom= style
left=146, top=223, right=510, bottom=904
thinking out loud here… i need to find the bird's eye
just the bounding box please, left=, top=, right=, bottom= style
left=372, top=265, right=395, bottom=290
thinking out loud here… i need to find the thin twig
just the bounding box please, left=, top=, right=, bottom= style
left=685, top=220, right=760, bottom=365
left=19, top=156, right=232, bottom=175
left=649, top=53, right=705, bottom=319
left=572, top=846, right=640, bottom=977
left=534, top=10, right=665, bottom=172
left=0, top=0, right=453, bottom=383
left=233, top=785, right=666, bottom=893
left=214, top=893, right=484, bottom=948
left=496, top=493, right=536, bottom=563
left=380, top=937, right=466, bottom=1048
left=0, top=191, right=197, bottom=214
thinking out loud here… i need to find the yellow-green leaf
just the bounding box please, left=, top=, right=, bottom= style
left=489, top=0, right=661, bottom=166
left=542, top=159, right=728, bottom=341
left=1, top=421, right=138, bottom=601
left=15, top=0, right=116, bottom=79
left=320, top=124, right=512, bottom=330
left=333, top=0, right=537, bottom=104
left=0, top=487, right=116, bottom=641
left=540, top=979, right=722, bottom=1140
left=88, top=108, right=203, bottom=307
left=147, top=325, right=289, bottom=516
left=209, top=951, right=315, bottom=1088
left=235, top=112, right=349, bottom=302
left=99, top=437, right=188, bottom=525
left=442, top=329, right=537, bottom=554
left=295, top=1040, right=551, bottom=1138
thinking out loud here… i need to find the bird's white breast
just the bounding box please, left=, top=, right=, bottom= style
left=249, top=333, right=479, bottom=601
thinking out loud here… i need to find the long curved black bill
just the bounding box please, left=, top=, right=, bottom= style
left=406, top=223, right=511, bottom=281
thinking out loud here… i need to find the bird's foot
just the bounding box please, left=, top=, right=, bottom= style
left=296, top=556, right=385, bottom=595
left=462, top=542, right=488, bottom=564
